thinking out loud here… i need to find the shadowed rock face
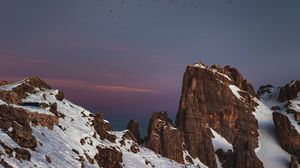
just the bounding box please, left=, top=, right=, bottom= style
left=127, top=120, right=142, bottom=144
left=145, top=112, right=185, bottom=163
left=278, top=80, right=300, bottom=102
left=289, top=156, right=299, bottom=168
left=273, top=112, right=300, bottom=157
left=93, top=113, right=116, bottom=143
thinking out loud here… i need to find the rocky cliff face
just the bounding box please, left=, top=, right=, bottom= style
left=278, top=80, right=300, bottom=102
left=146, top=62, right=300, bottom=168
left=144, top=62, right=263, bottom=168
left=145, top=111, right=185, bottom=163
left=273, top=112, right=300, bottom=156
left=177, top=63, right=262, bottom=168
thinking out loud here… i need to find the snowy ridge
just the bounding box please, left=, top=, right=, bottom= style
left=0, top=80, right=198, bottom=168
left=191, top=62, right=232, bottom=81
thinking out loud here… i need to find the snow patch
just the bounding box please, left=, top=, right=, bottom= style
left=210, top=68, right=231, bottom=81
left=0, top=99, right=7, bottom=105
left=8, top=127, right=13, bottom=132
left=182, top=149, right=208, bottom=168
left=0, top=82, right=22, bottom=91
left=11, top=104, right=54, bottom=116
left=210, top=128, right=233, bottom=152
left=229, top=85, right=243, bottom=100
left=193, top=62, right=206, bottom=69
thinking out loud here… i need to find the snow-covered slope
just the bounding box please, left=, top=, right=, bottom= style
left=255, top=84, right=300, bottom=168
left=254, top=99, right=291, bottom=168
left=0, top=78, right=200, bottom=168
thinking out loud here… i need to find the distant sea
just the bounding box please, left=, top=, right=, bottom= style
left=108, top=118, right=149, bottom=138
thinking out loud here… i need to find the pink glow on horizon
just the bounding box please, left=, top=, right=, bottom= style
left=0, top=77, right=160, bottom=94
left=45, top=78, right=160, bottom=94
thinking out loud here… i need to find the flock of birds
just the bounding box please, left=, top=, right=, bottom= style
left=94, top=0, right=233, bottom=19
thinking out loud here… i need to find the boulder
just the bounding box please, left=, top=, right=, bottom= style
left=94, top=146, right=123, bottom=168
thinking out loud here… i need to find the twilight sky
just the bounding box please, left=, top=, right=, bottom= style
left=0, top=0, right=300, bottom=129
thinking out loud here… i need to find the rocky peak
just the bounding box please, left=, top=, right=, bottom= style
left=192, top=62, right=255, bottom=96
left=144, top=62, right=262, bottom=168
left=127, top=120, right=142, bottom=144
left=93, top=113, right=116, bottom=142
left=22, top=77, right=51, bottom=90
left=0, top=77, right=53, bottom=104
left=145, top=111, right=185, bottom=164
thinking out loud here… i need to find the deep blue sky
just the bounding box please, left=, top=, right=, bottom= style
left=0, top=0, right=299, bottom=130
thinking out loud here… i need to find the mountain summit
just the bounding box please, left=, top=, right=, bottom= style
left=1, top=62, right=300, bottom=168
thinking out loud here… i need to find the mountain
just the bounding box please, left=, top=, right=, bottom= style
left=0, top=77, right=196, bottom=168
left=0, top=62, right=300, bottom=168
left=144, top=62, right=300, bottom=168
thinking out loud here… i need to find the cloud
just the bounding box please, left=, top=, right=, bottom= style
left=44, top=79, right=160, bottom=94
left=0, top=56, right=53, bottom=66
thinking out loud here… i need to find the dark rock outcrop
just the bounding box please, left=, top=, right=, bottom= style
left=127, top=120, right=142, bottom=143
left=0, top=105, right=37, bottom=149
left=216, top=149, right=236, bottom=168
left=94, top=146, right=123, bottom=168
left=28, top=112, right=59, bottom=129
left=273, top=112, right=300, bottom=157
left=55, top=90, right=64, bottom=101
left=289, top=156, right=299, bottom=168
left=14, top=148, right=31, bottom=161
left=145, top=111, right=184, bottom=164
left=278, top=80, right=300, bottom=102
left=93, top=113, right=116, bottom=143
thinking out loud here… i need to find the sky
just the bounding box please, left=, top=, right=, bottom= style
left=0, top=0, right=300, bottom=131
